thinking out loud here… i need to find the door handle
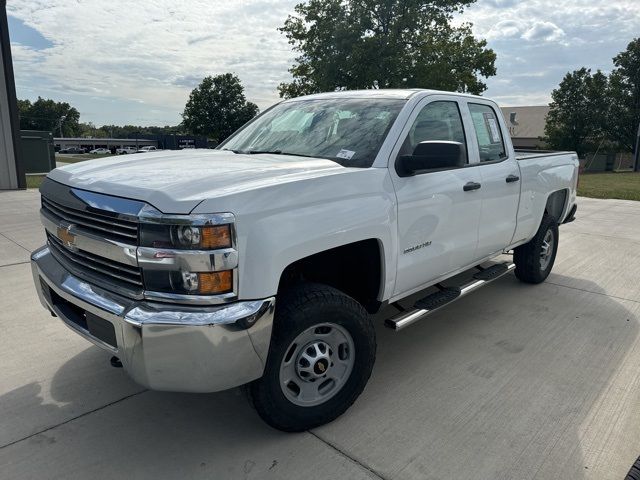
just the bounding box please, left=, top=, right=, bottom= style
left=463, top=181, right=482, bottom=192
left=506, top=174, right=520, bottom=183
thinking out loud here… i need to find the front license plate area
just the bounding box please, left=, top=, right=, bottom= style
left=43, top=277, right=118, bottom=348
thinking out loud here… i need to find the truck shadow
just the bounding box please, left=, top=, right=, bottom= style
left=2, top=274, right=637, bottom=479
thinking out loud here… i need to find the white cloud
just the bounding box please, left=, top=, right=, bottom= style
left=521, top=21, right=565, bottom=42
left=485, top=20, right=525, bottom=40
left=485, top=19, right=565, bottom=44
left=8, top=0, right=299, bottom=125
left=460, top=0, right=640, bottom=105
left=10, top=42, right=44, bottom=63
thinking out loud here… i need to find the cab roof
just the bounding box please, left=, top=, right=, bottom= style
left=285, top=88, right=488, bottom=102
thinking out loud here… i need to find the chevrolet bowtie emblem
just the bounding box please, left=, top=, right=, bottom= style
left=57, top=225, right=76, bottom=248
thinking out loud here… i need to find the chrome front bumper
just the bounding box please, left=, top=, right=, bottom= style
left=31, top=246, right=275, bottom=393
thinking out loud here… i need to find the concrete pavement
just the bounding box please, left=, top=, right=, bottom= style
left=1, top=191, right=639, bottom=479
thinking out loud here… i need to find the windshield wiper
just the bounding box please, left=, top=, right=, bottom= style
left=248, top=149, right=282, bottom=154
left=248, top=150, right=332, bottom=160
left=232, top=149, right=339, bottom=163
left=224, top=148, right=305, bottom=156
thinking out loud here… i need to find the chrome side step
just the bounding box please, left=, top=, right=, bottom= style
left=385, top=262, right=516, bottom=331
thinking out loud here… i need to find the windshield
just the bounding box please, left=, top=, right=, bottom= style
left=219, top=98, right=406, bottom=168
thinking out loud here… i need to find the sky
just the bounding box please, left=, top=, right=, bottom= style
left=6, top=0, right=640, bottom=126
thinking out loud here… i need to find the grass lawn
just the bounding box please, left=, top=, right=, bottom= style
left=578, top=172, right=640, bottom=201
left=27, top=154, right=116, bottom=189
left=26, top=175, right=46, bottom=189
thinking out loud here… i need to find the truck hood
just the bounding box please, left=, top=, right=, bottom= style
left=48, top=149, right=351, bottom=213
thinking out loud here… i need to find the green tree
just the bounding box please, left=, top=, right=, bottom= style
left=544, top=68, right=609, bottom=157
left=96, top=124, right=186, bottom=138
left=78, top=122, right=109, bottom=138
left=606, top=38, right=640, bottom=156
left=18, top=97, right=81, bottom=136
left=278, top=0, right=496, bottom=98
left=182, top=74, right=259, bottom=142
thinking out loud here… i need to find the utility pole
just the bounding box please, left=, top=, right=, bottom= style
left=57, top=114, right=66, bottom=138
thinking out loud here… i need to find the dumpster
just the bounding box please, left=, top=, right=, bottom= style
left=21, top=130, right=55, bottom=173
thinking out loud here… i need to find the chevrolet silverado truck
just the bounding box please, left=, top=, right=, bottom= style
left=31, top=89, right=578, bottom=431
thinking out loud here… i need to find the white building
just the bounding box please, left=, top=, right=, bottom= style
left=500, top=106, right=550, bottom=150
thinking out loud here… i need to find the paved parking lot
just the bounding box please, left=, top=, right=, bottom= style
left=1, top=190, right=639, bottom=480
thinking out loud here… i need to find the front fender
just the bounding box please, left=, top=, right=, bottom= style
left=193, top=168, right=398, bottom=301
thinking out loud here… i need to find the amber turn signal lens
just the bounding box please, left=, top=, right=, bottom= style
left=197, top=270, right=233, bottom=294
left=201, top=225, right=232, bottom=249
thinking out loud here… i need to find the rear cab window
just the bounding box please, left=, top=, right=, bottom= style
left=468, top=103, right=507, bottom=162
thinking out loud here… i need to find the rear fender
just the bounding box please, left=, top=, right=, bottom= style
left=511, top=161, right=577, bottom=245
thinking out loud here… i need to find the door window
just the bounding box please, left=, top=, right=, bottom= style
left=468, top=103, right=507, bottom=162
left=398, top=101, right=467, bottom=163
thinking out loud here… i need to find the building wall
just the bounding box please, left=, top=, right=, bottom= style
left=0, top=40, right=17, bottom=188
left=53, top=134, right=209, bottom=152
left=54, top=138, right=158, bottom=152
left=501, top=106, right=550, bottom=151
left=0, top=0, right=24, bottom=189
left=511, top=137, right=549, bottom=150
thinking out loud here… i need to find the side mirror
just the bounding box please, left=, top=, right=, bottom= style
left=397, top=141, right=464, bottom=177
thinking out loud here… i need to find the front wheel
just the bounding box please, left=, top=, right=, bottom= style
left=249, top=283, right=376, bottom=432
left=514, top=213, right=559, bottom=284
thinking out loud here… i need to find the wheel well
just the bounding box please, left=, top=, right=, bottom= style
left=278, top=239, right=383, bottom=314
left=545, top=189, right=568, bottom=223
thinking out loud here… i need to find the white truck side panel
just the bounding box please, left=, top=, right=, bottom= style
left=384, top=93, right=485, bottom=296
left=193, top=168, right=398, bottom=301
left=511, top=154, right=579, bottom=246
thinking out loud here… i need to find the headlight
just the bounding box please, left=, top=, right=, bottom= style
left=179, top=271, right=233, bottom=294
left=140, top=223, right=232, bottom=250
left=137, top=212, right=236, bottom=299
left=143, top=269, right=234, bottom=295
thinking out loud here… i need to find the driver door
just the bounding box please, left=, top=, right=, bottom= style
left=390, top=97, right=483, bottom=297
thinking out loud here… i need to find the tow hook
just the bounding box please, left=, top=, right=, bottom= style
left=110, top=356, right=123, bottom=368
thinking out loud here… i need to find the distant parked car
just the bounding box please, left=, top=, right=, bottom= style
left=58, top=146, right=86, bottom=154
left=137, top=146, right=159, bottom=153
left=116, top=147, right=138, bottom=155
left=89, top=148, right=111, bottom=154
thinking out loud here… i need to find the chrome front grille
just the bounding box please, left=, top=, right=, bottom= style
left=39, top=178, right=239, bottom=305
left=47, top=232, right=143, bottom=287
left=41, top=196, right=139, bottom=244
left=39, top=180, right=149, bottom=297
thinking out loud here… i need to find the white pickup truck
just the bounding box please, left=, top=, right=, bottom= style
left=31, top=89, right=578, bottom=431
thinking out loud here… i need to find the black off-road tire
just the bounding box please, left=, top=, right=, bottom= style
left=626, top=456, right=640, bottom=479
left=514, top=213, right=559, bottom=284
left=248, top=283, right=376, bottom=432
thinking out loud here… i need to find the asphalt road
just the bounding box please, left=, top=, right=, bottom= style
left=1, top=190, right=639, bottom=480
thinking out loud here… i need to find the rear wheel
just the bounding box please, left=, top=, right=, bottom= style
left=514, top=213, right=559, bottom=284
left=249, top=283, right=376, bottom=432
